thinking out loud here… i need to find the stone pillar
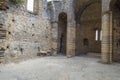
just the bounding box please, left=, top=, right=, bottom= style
left=109, top=11, right=113, bottom=63
left=101, top=11, right=112, bottom=63
left=51, top=21, right=58, bottom=56
left=66, top=22, right=76, bottom=57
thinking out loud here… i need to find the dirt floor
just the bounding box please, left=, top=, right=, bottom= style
left=0, top=56, right=120, bottom=80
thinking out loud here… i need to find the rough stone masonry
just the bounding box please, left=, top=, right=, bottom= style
left=0, top=0, right=120, bottom=63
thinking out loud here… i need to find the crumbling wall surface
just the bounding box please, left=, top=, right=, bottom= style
left=0, top=1, right=51, bottom=61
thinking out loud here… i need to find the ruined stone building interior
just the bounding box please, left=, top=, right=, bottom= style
left=0, top=0, right=120, bottom=80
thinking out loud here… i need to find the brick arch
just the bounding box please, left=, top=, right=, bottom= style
left=58, top=12, right=67, bottom=55
left=76, top=0, right=101, bottom=23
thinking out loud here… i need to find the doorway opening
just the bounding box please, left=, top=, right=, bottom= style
left=58, top=12, right=67, bottom=55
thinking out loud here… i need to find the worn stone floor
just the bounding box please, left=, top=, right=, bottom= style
left=0, top=56, right=120, bottom=80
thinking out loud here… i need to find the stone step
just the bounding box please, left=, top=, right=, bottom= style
left=0, top=31, right=6, bottom=33
left=0, top=51, right=4, bottom=58
left=0, top=37, right=6, bottom=39
left=0, top=27, right=6, bottom=63
left=0, top=32, right=6, bottom=35
left=0, top=34, right=6, bottom=36
left=0, top=55, right=4, bottom=57
left=0, top=27, right=7, bottom=34
left=0, top=33, right=6, bottom=39
left=0, top=28, right=6, bottom=31
left=0, top=31, right=6, bottom=34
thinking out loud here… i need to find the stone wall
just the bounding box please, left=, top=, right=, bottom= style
left=0, top=0, right=76, bottom=62
left=112, top=3, right=120, bottom=62
left=1, top=0, right=119, bottom=63
left=113, top=11, right=120, bottom=61
left=0, top=0, right=52, bottom=61
left=76, top=0, right=101, bottom=55
left=48, top=0, right=76, bottom=57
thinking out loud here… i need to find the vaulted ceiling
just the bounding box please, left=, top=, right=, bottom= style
left=74, top=0, right=101, bottom=23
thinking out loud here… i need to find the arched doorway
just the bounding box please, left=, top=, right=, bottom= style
left=58, top=12, right=67, bottom=55
left=76, top=0, right=102, bottom=57
left=110, top=0, right=120, bottom=62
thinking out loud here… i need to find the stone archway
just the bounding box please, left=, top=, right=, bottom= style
left=58, top=12, right=67, bottom=55
left=75, top=0, right=102, bottom=57
left=50, top=0, right=76, bottom=57
left=51, top=11, right=76, bottom=57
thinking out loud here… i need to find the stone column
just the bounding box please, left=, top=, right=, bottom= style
left=66, top=1, right=76, bottom=57
left=101, top=11, right=112, bottom=63
left=51, top=21, right=58, bottom=56
left=66, top=22, right=76, bottom=57
left=109, top=11, right=113, bottom=63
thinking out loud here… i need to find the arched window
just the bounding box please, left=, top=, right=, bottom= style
left=95, top=30, right=99, bottom=41
left=95, top=29, right=102, bottom=41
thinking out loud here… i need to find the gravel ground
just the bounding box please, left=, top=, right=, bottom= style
left=0, top=56, right=120, bottom=80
